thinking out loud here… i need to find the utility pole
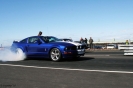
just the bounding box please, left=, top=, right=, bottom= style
left=98, top=39, right=100, bottom=42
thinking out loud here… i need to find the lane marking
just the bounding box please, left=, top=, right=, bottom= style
left=85, top=55, right=110, bottom=56
left=0, top=64, right=133, bottom=74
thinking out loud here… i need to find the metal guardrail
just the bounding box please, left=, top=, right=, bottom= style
left=118, top=44, right=133, bottom=55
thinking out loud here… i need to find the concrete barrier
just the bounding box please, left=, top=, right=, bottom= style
left=118, top=44, right=133, bottom=50
left=118, top=44, right=133, bottom=55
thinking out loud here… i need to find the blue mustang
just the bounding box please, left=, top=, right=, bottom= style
left=11, top=36, right=85, bottom=61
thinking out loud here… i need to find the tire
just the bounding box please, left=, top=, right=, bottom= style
left=16, top=48, right=26, bottom=60
left=50, top=48, right=61, bottom=62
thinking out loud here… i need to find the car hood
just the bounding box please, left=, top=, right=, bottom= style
left=48, top=41, right=76, bottom=46
left=58, top=41, right=82, bottom=46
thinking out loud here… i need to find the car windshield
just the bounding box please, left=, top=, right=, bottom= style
left=64, top=39, right=73, bottom=42
left=41, top=36, right=60, bottom=42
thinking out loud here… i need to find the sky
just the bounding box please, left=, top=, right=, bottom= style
left=0, top=0, right=133, bottom=46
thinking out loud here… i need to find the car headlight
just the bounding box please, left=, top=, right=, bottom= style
left=77, top=45, right=82, bottom=49
left=77, top=45, right=85, bottom=49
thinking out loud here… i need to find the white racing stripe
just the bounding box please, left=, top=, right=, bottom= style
left=60, top=41, right=82, bottom=46
left=67, top=42, right=82, bottom=46
left=0, top=64, right=133, bottom=74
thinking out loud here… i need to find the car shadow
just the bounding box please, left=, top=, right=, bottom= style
left=25, top=57, right=51, bottom=61
left=62, top=57, right=95, bottom=62
left=85, top=51, right=94, bottom=53
left=25, top=57, right=95, bottom=62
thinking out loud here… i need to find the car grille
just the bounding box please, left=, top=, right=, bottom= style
left=65, top=46, right=77, bottom=51
left=65, top=45, right=85, bottom=51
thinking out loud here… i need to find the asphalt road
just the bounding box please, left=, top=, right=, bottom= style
left=0, top=50, right=133, bottom=88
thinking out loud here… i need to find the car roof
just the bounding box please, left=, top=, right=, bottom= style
left=60, top=38, right=72, bottom=40
left=28, top=36, right=55, bottom=38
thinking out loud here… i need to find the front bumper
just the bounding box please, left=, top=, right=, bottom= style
left=62, top=49, right=85, bottom=58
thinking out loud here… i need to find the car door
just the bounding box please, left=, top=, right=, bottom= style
left=27, top=37, right=46, bottom=56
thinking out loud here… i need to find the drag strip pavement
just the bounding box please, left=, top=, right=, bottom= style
left=0, top=64, right=133, bottom=74
left=0, top=50, right=133, bottom=88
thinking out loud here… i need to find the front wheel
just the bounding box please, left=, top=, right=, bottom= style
left=50, top=48, right=61, bottom=62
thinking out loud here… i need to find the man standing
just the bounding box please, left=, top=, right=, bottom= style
left=89, top=37, right=93, bottom=49
left=80, top=37, right=84, bottom=43
left=38, top=31, right=42, bottom=36
left=84, top=38, right=88, bottom=44
left=126, top=40, right=129, bottom=45
left=84, top=38, right=88, bottom=48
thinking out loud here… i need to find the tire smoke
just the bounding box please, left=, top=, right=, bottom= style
left=0, top=48, right=26, bottom=62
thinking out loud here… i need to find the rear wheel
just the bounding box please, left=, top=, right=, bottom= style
left=50, top=48, right=61, bottom=62
left=16, top=48, right=26, bottom=60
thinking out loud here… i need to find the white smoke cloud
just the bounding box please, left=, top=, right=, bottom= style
left=0, top=48, right=26, bottom=62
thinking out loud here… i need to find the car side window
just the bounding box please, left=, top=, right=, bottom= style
left=49, top=37, right=55, bottom=42
left=28, top=37, right=39, bottom=43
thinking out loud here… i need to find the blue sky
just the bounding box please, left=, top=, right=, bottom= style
left=0, top=0, right=133, bottom=46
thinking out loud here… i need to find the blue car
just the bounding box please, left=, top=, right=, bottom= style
left=11, top=36, right=85, bottom=61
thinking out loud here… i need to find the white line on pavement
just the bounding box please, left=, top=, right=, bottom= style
left=84, top=55, right=110, bottom=56
left=0, top=64, right=133, bottom=74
